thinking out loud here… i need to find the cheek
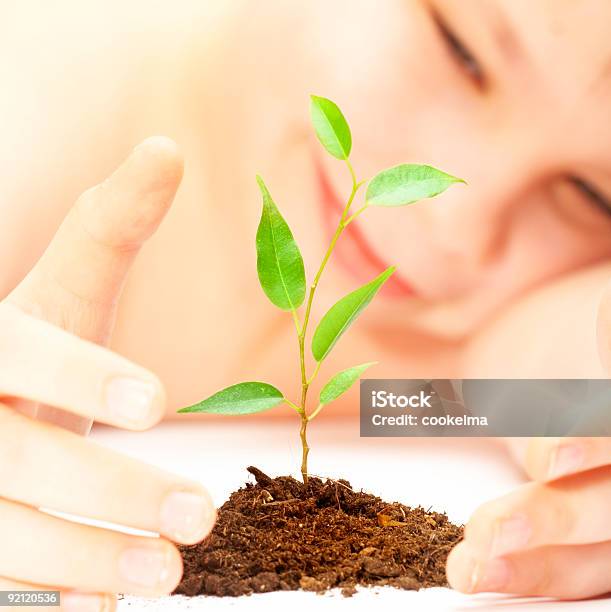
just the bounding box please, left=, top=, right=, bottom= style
left=511, top=203, right=611, bottom=284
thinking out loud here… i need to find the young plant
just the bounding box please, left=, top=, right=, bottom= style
left=179, top=95, right=464, bottom=484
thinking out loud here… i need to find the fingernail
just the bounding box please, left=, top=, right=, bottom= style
left=548, top=444, right=584, bottom=480
left=62, top=592, right=109, bottom=612
left=470, top=558, right=511, bottom=592
left=491, top=513, right=531, bottom=557
left=160, top=490, right=214, bottom=542
left=105, top=377, right=155, bottom=425
left=118, top=547, right=170, bottom=589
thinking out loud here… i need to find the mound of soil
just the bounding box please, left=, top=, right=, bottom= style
left=174, top=467, right=463, bottom=597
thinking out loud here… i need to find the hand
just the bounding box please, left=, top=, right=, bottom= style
left=446, top=263, right=611, bottom=598
left=0, top=138, right=215, bottom=611
left=447, top=436, right=611, bottom=598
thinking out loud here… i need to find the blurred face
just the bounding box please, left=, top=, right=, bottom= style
left=225, top=0, right=611, bottom=339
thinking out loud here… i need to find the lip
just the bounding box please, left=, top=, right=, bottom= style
left=315, top=157, right=415, bottom=298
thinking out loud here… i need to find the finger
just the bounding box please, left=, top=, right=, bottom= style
left=462, top=466, right=611, bottom=559
left=0, top=576, right=115, bottom=612
left=522, top=436, right=611, bottom=482
left=0, top=304, right=165, bottom=430
left=448, top=539, right=611, bottom=599
left=9, top=136, right=183, bottom=344
left=0, top=498, right=182, bottom=597
left=0, top=403, right=215, bottom=544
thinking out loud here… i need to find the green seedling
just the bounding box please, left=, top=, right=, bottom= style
left=179, top=95, right=465, bottom=484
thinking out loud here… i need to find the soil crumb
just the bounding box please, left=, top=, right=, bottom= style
left=175, top=466, right=463, bottom=597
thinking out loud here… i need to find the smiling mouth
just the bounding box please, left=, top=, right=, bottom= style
left=315, top=158, right=415, bottom=298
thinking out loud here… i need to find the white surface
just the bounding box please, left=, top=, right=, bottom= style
left=91, top=418, right=610, bottom=611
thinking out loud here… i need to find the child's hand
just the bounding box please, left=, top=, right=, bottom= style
left=447, top=436, right=611, bottom=598
left=0, top=138, right=215, bottom=610
left=448, top=271, right=611, bottom=598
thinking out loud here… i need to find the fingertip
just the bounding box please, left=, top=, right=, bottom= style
left=462, top=505, right=491, bottom=550
left=446, top=541, right=476, bottom=593
left=135, top=135, right=180, bottom=154
left=160, top=539, right=184, bottom=594
left=103, top=372, right=166, bottom=431
left=132, top=136, right=184, bottom=185
left=141, top=373, right=167, bottom=430
left=78, top=136, right=184, bottom=251
left=544, top=441, right=586, bottom=481
left=188, top=484, right=217, bottom=543
left=524, top=438, right=585, bottom=482
left=447, top=541, right=513, bottom=594
left=159, top=484, right=216, bottom=545
left=198, top=485, right=217, bottom=540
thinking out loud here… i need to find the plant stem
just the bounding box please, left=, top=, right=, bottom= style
left=291, top=308, right=302, bottom=336
left=295, top=159, right=362, bottom=484
left=308, top=403, right=324, bottom=422
left=343, top=202, right=369, bottom=226
left=299, top=412, right=310, bottom=484
left=307, top=361, right=321, bottom=386
left=301, top=160, right=360, bottom=342
left=285, top=398, right=304, bottom=415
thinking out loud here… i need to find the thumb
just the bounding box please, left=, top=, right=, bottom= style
left=8, top=136, right=183, bottom=343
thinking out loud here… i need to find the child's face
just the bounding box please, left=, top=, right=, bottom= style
left=230, top=0, right=611, bottom=338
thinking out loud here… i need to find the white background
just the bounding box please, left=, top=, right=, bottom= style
left=91, top=418, right=611, bottom=611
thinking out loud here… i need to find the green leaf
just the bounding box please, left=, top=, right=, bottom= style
left=319, top=362, right=376, bottom=406
left=311, top=266, right=395, bottom=362
left=366, top=164, right=465, bottom=207
left=256, top=176, right=306, bottom=310
left=177, top=382, right=285, bottom=415
left=310, top=95, right=352, bottom=160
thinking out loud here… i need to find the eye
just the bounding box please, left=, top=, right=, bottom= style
left=432, top=10, right=486, bottom=88
left=569, top=176, right=611, bottom=218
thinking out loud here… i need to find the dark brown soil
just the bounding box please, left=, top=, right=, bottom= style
left=174, top=467, right=463, bottom=597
